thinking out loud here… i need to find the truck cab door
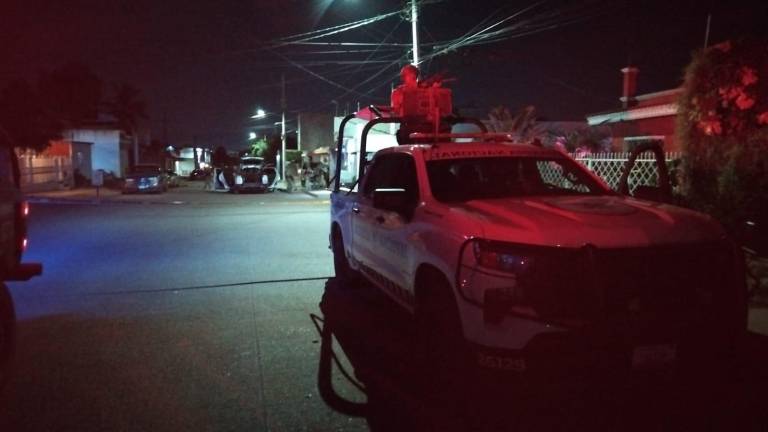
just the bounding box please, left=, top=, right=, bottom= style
left=618, top=140, right=674, bottom=204
left=355, top=153, right=419, bottom=307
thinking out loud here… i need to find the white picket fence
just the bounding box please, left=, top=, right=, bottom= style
left=570, top=152, right=683, bottom=192
left=16, top=152, right=73, bottom=192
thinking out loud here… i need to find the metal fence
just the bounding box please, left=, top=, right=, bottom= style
left=571, top=152, right=683, bottom=193
left=17, top=153, right=73, bottom=191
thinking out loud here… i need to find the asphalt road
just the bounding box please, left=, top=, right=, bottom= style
left=0, top=192, right=369, bottom=432
left=1, top=189, right=768, bottom=431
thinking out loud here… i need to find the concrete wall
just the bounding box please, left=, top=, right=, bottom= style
left=65, top=129, right=124, bottom=176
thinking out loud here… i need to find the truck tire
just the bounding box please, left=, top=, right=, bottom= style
left=0, top=283, right=16, bottom=387
left=414, top=271, right=468, bottom=378
left=332, top=230, right=360, bottom=287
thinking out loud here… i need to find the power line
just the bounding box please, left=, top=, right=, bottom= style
left=273, top=9, right=402, bottom=46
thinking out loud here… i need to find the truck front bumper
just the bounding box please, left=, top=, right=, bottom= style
left=3, top=262, right=43, bottom=281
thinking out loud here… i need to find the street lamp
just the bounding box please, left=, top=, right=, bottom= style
left=251, top=108, right=266, bottom=119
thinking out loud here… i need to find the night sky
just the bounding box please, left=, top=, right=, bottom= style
left=2, top=0, right=766, bottom=149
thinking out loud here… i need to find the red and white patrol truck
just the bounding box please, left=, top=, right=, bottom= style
left=329, top=72, right=746, bottom=374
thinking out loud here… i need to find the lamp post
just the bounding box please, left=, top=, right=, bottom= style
left=280, top=73, right=287, bottom=186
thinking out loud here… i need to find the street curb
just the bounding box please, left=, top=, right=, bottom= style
left=26, top=196, right=188, bottom=206
left=305, top=190, right=332, bottom=199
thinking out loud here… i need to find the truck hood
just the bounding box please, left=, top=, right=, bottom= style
left=451, top=195, right=725, bottom=248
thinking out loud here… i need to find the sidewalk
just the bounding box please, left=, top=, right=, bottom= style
left=25, top=182, right=330, bottom=206
left=305, top=189, right=331, bottom=199
left=25, top=187, right=125, bottom=204
left=750, top=307, right=768, bottom=335
left=748, top=256, right=768, bottom=336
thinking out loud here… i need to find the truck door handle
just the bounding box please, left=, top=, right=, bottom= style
left=352, top=207, right=360, bottom=214
left=375, top=216, right=385, bottom=224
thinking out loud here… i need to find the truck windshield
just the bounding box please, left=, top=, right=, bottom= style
left=427, top=156, right=610, bottom=202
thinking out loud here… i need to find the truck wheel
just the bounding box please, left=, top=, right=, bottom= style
left=0, top=283, right=16, bottom=387
left=332, top=230, right=359, bottom=287
left=415, top=271, right=468, bottom=377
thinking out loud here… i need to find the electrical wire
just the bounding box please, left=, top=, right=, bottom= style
left=273, top=9, right=402, bottom=47
left=430, top=1, right=547, bottom=57
left=342, top=13, right=404, bottom=87
left=242, top=0, right=608, bottom=119
left=267, top=49, right=380, bottom=100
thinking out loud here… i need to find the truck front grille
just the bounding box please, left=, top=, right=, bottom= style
left=526, top=241, right=733, bottom=331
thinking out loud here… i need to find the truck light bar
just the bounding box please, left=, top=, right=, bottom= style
left=408, top=132, right=514, bottom=141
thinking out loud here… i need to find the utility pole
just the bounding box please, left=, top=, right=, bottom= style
left=162, top=112, right=168, bottom=145
left=410, top=0, right=420, bottom=65
left=132, top=129, right=139, bottom=167
left=703, top=12, right=712, bottom=48
left=193, top=136, right=199, bottom=170
left=281, top=73, right=287, bottom=183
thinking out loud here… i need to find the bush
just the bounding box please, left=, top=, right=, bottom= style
left=677, top=38, right=768, bottom=233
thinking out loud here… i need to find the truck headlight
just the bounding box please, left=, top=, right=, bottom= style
left=465, top=239, right=593, bottom=327
left=473, top=240, right=535, bottom=274
left=471, top=240, right=539, bottom=323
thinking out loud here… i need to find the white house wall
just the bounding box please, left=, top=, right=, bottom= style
left=66, top=129, right=123, bottom=176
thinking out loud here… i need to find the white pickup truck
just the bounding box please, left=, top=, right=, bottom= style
left=329, top=127, right=747, bottom=374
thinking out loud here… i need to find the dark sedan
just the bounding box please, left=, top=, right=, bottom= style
left=122, top=164, right=168, bottom=194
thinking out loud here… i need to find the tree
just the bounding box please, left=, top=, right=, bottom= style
left=249, top=137, right=269, bottom=157
left=105, top=83, right=147, bottom=132
left=141, top=139, right=168, bottom=166
left=212, top=146, right=231, bottom=167
left=677, top=38, right=768, bottom=233
left=0, top=80, right=63, bottom=151
left=249, top=135, right=281, bottom=164
left=488, top=105, right=538, bottom=141
left=104, top=83, right=148, bottom=166
left=38, top=61, right=102, bottom=127
left=548, top=126, right=611, bottom=153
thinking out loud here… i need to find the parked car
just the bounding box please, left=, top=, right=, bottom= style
left=232, top=165, right=278, bottom=193
left=165, top=170, right=180, bottom=188
left=122, top=164, right=168, bottom=194
left=240, top=156, right=264, bottom=169
left=188, top=168, right=210, bottom=180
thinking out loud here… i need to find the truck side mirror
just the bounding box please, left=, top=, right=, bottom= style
left=373, top=188, right=411, bottom=215
left=742, top=219, right=768, bottom=258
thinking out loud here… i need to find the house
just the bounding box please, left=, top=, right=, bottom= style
left=63, top=122, right=133, bottom=177
left=166, top=147, right=211, bottom=176
left=587, top=67, right=682, bottom=152
left=15, top=119, right=133, bottom=191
